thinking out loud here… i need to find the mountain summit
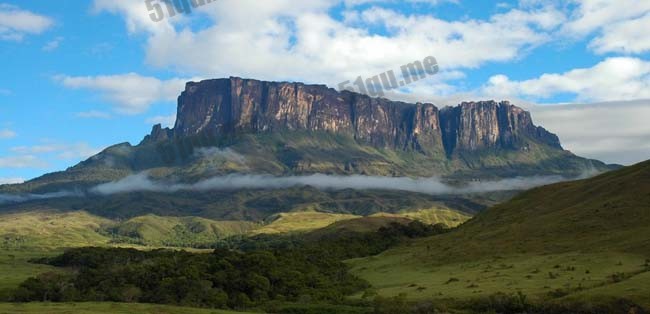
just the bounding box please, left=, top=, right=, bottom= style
left=145, top=77, right=560, bottom=157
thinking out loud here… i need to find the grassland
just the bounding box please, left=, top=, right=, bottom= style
left=0, top=302, right=256, bottom=314
left=350, top=252, right=650, bottom=307
left=0, top=210, right=257, bottom=250
left=371, top=207, right=472, bottom=228
left=250, top=211, right=360, bottom=234
left=0, top=250, right=61, bottom=301
left=0, top=210, right=112, bottom=249
left=350, top=160, right=650, bottom=308
left=0, top=205, right=473, bottom=250
left=110, top=215, right=258, bottom=247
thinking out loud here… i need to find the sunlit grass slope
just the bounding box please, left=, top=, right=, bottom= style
left=351, top=160, right=650, bottom=307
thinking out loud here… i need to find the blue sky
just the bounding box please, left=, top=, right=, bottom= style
left=1, top=0, right=650, bottom=183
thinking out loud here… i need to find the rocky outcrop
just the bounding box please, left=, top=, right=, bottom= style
left=440, top=101, right=561, bottom=156
left=144, top=77, right=562, bottom=157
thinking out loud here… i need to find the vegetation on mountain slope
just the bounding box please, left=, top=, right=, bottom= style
left=350, top=160, right=650, bottom=309
left=2, top=131, right=612, bottom=195
left=0, top=205, right=472, bottom=251
left=1, top=185, right=488, bottom=221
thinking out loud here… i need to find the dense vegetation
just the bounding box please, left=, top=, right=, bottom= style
left=14, top=247, right=367, bottom=309
left=218, top=221, right=450, bottom=260
left=12, top=221, right=446, bottom=311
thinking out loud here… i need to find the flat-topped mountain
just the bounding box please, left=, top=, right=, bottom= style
left=1, top=77, right=614, bottom=197
left=146, top=77, right=560, bottom=157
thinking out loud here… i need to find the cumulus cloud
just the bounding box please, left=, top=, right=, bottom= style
left=564, top=0, right=650, bottom=54
left=55, top=73, right=193, bottom=114
left=90, top=172, right=573, bottom=196
left=92, top=0, right=563, bottom=86
left=482, top=57, right=650, bottom=102
left=0, top=4, right=54, bottom=41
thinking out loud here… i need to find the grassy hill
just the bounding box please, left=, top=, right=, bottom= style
left=110, top=215, right=258, bottom=247
left=350, top=160, right=650, bottom=308
left=250, top=211, right=360, bottom=234
left=0, top=210, right=113, bottom=249
left=411, top=159, right=650, bottom=259
left=371, top=207, right=471, bottom=228
left=0, top=210, right=256, bottom=250
left=1, top=186, right=488, bottom=221
left=0, top=206, right=473, bottom=250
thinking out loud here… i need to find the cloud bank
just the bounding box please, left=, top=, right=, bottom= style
left=90, top=173, right=570, bottom=196
left=0, top=171, right=596, bottom=205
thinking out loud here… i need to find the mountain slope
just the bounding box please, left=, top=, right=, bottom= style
left=350, top=160, right=650, bottom=307
left=413, top=159, right=650, bottom=260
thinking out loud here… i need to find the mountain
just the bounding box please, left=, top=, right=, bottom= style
left=0, top=77, right=615, bottom=221
left=5, top=77, right=611, bottom=193
left=351, top=160, right=650, bottom=308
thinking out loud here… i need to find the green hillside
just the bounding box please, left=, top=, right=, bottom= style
left=351, top=160, right=650, bottom=309
left=110, top=215, right=258, bottom=247
left=250, top=211, right=360, bottom=234
left=1, top=186, right=488, bottom=221
left=412, top=159, right=650, bottom=259
left=371, top=207, right=472, bottom=228
left=0, top=210, right=113, bottom=249
left=0, top=210, right=256, bottom=250
left=1, top=131, right=611, bottom=195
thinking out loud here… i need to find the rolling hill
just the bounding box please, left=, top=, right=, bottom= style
left=350, top=160, right=650, bottom=308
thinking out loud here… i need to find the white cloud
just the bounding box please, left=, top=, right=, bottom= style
left=529, top=100, right=650, bottom=165
left=483, top=57, right=650, bottom=102
left=56, top=73, right=191, bottom=114
left=0, top=4, right=54, bottom=41
left=0, top=177, right=24, bottom=185
left=0, top=155, right=48, bottom=169
left=342, top=0, right=457, bottom=6
left=93, top=0, right=563, bottom=87
left=90, top=172, right=569, bottom=196
left=42, top=36, right=63, bottom=51
left=0, top=129, right=16, bottom=139
left=588, top=13, right=650, bottom=54
left=76, top=110, right=112, bottom=119
left=564, top=0, right=650, bottom=54
left=146, top=114, right=176, bottom=128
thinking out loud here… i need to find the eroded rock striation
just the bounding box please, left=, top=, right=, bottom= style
left=146, top=77, right=560, bottom=157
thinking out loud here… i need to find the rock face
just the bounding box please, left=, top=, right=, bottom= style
left=147, top=77, right=560, bottom=157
